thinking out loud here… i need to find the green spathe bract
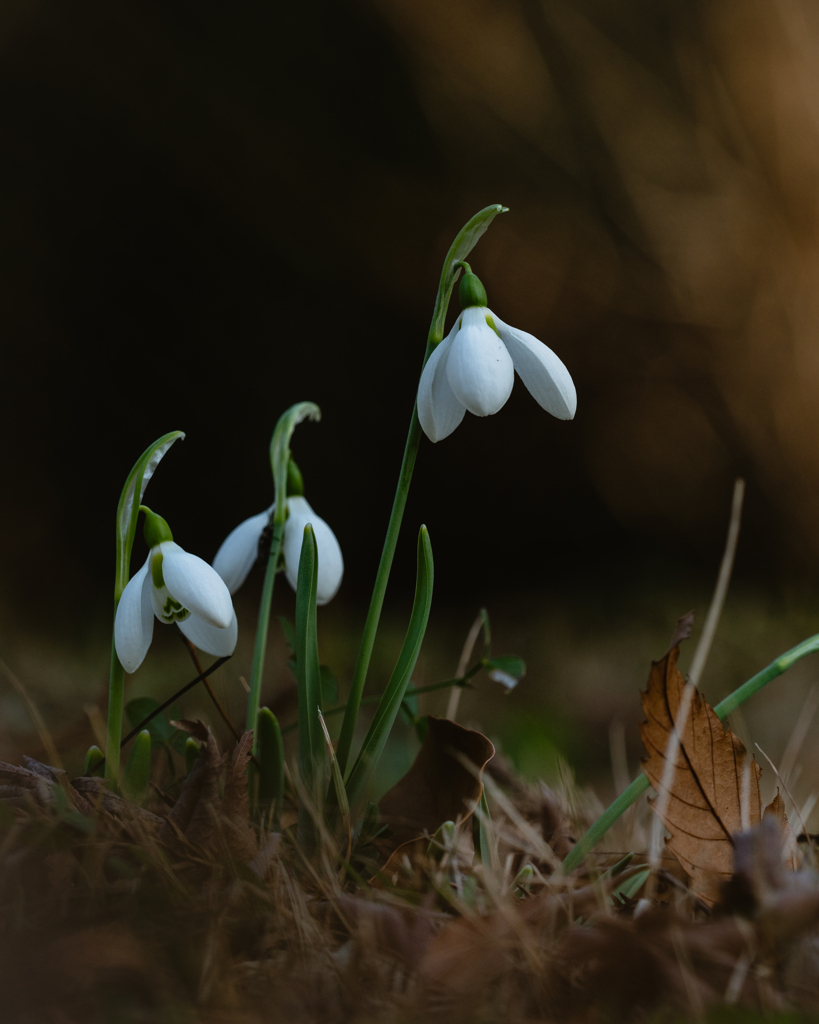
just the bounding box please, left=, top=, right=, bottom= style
left=246, top=402, right=321, bottom=733
left=107, top=430, right=185, bottom=783
left=344, top=525, right=434, bottom=811
left=335, top=204, right=508, bottom=776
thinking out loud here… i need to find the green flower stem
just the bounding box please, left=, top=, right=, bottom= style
left=106, top=430, right=185, bottom=784
left=281, top=668, right=479, bottom=736
left=335, top=204, right=508, bottom=777
left=335, top=399, right=428, bottom=776
left=560, top=632, right=819, bottom=874
left=106, top=637, right=125, bottom=783
left=246, top=519, right=286, bottom=732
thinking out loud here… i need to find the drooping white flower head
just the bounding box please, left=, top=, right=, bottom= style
left=417, top=264, right=577, bottom=442
left=213, top=496, right=343, bottom=605
left=115, top=507, right=237, bottom=674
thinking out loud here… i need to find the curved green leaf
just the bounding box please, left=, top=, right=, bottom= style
left=345, top=525, right=434, bottom=810
left=114, top=431, right=184, bottom=602
left=257, top=707, right=284, bottom=828
left=428, top=204, right=508, bottom=347
left=269, top=402, right=321, bottom=526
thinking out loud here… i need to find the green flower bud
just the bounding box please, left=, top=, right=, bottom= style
left=286, top=456, right=304, bottom=498
left=140, top=506, right=174, bottom=548
left=455, top=261, right=488, bottom=309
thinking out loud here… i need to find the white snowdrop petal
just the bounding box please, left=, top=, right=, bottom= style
left=283, top=496, right=344, bottom=604
left=114, top=556, right=155, bottom=673
left=159, top=542, right=234, bottom=629
left=446, top=306, right=514, bottom=417
left=417, top=326, right=466, bottom=443
left=212, top=509, right=271, bottom=594
left=177, top=610, right=238, bottom=657
left=493, top=314, right=577, bottom=420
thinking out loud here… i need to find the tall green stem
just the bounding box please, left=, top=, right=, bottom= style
left=335, top=394, right=428, bottom=775
left=106, top=634, right=125, bottom=783
left=246, top=519, right=285, bottom=732
left=106, top=430, right=185, bottom=783
left=560, top=631, right=819, bottom=874
left=335, top=203, right=508, bottom=776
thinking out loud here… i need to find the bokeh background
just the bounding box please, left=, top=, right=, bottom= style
left=2, top=0, right=819, bottom=815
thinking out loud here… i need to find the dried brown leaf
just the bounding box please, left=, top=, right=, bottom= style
left=223, top=730, right=253, bottom=824
left=158, top=724, right=224, bottom=850
left=640, top=646, right=761, bottom=905
left=669, top=610, right=695, bottom=650
left=378, top=717, right=495, bottom=853
left=763, top=790, right=799, bottom=871
left=222, top=731, right=258, bottom=862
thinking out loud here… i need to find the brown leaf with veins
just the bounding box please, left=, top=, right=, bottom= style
left=640, top=646, right=761, bottom=906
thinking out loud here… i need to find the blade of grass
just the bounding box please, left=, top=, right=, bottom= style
left=318, top=708, right=352, bottom=863
left=295, top=524, right=324, bottom=845
left=344, top=525, right=434, bottom=810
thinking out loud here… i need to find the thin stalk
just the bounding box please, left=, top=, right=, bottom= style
left=648, top=479, right=744, bottom=869
left=334, top=203, right=508, bottom=776
left=181, top=634, right=240, bottom=742
left=246, top=519, right=285, bottom=732
left=560, top=631, right=819, bottom=873
left=335, top=386, right=429, bottom=775
left=283, top=664, right=481, bottom=735
left=106, top=636, right=125, bottom=784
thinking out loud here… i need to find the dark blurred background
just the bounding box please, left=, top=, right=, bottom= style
left=2, top=0, right=819, bottom=804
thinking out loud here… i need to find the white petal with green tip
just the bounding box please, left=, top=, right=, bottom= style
left=159, top=541, right=234, bottom=628
left=114, top=556, right=154, bottom=673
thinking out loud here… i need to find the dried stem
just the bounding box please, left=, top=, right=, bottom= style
left=649, top=479, right=745, bottom=868
left=180, top=635, right=241, bottom=742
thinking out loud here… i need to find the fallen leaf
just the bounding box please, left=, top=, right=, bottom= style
left=222, top=731, right=258, bottom=861
left=378, top=717, right=495, bottom=851
left=763, top=790, right=799, bottom=871
left=158, top=723, right=224, bottom=850
left=640, top=645, right=761, bottom=905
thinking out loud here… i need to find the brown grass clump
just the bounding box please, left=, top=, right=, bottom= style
left=1, top=688, right=819, bottom=1024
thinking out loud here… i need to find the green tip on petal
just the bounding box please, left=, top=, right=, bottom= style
left=140, top=506, right=174, bottom=548
left=286, top=456, right=304, bottom=498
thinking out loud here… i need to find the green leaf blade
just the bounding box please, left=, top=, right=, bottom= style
left=269, top=403, right=321, bottom=524
left=114, top=431, right=184, bottom=602
left=345, top=525, right=434, bottom=810
left=294, top=525, right=324, bottom=791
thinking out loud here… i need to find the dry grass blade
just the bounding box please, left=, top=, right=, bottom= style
left=446, top=610, right=485, bottom=721
left=640, top=646, right=761, bottom=905
left=650, top=480, right=744, bottom=868
left=0, top=660, right=63, bottom=771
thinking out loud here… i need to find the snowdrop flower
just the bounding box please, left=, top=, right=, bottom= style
left=213, top=496, right=343, bottom=605
left=417, top=263, right=577, bottom=442
left=115, top=507, right=237, bottom=673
